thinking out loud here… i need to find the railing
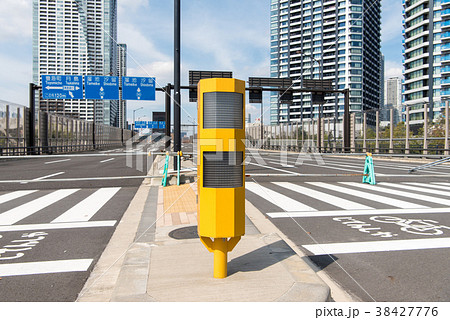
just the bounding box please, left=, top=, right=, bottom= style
left=245, top=114, right=450, bottom=157
left=1, top=102, right=132, bottom=156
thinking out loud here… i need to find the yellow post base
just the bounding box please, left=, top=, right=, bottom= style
left=200, top=236, right=241, bottom=279
left=213, top=238, right=227, bottom=279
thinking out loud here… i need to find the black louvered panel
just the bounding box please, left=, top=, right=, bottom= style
left=203, top=92, right=243, bottom=129
left=203, top=151, right=243, bottom=188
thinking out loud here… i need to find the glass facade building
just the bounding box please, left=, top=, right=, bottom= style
left=32, top=0, right=119, bottom=126
left=403, top=0, right=450, bottom=125
left=269, top=0, right=382, bottom=129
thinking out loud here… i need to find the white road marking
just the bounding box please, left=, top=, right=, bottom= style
left=100, top=158, right=115, bottom=163
left=0, top=190, right=38, bottom=205
left=0, top=220, right=117, bottom=232
left=379, top=182, right=450, bottom=197
left=267, top=207, right=450, bottom=218
left=303, top=237, right=450, bottom=255
left=247, top=162, right=298, bottom=175
left=272, top=182, right=372, bottom=210
left=51, top=187, right=121, bottom=223
left=308, top=182, right=428, bottom=209
left=44, top=159, right=71, bottom=165
left=0, top=189, right=79, bottom=225
left=433, top=182, right=450, bottom=186
left=268, top=161, right=296, bottom=168
left=406, top=182, right=450, bottom=191
left=343, top=182, right=450, bottom=207
left=0, top=259, right=93, bottom=277
left=32, top=172, right=65, bottom=181
left=246, top=182, right=316, bottom=212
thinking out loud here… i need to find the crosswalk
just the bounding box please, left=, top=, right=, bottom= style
left=246, top=181, right=450, bottom=216
left=245, top=181, right=450, bottom=255
left=0, top=187, right=121, bottom=227
left=0, top=187, right=121, bottom=277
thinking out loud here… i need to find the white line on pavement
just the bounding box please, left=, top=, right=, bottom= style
left=267, top=207, right=450, bottom=218
left=303, top=237, right=450, bottom=255
left=100, top=158, right=115, bottom=163
left=0, top=189, right=79, bottom=225
left=32, top=172, right=65, bottom=181
left=272, top=182, right=373, bottom=210
left=246, top=182, right=316, bottom=212
left=52, top=187, right=121, bottom=223
left=0, top=259, right=93, bottom=277
left=44, top=159, right=71, bottom=165
left=247, top=162, right=299, bottom=174
left=0, top=190, right=38, bottom=205
left=0, top=220, right=117, bottom=232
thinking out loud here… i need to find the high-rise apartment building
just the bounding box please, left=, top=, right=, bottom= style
left=32, top=0, right=119, bottom=126
left=384, top=77, right=402, bottom=122
left=269, top=0, right=382, bottom=130
left=117, top=43, right=127, bottom=129
left=403, top=0, right=448, bottom=126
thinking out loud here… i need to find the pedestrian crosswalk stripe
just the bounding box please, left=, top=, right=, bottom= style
left=0, top=190, right=38, bottom=205
left=307, top=182, right=428, bottom=209
left=51, top=187, right=121, bottom=223
left=379, top=182, right=450, bottom=197
left=406, top=182, right=450, bottom=191
left=342, top=182, right=450, bottom=207
left=303, top=237, right=450, bottom=255
left=432, top=182, right=450, bottom=187
left=246, top=182, right=316, bottom=212
left=0, top=259, right=93, bottom=277
left=0, top=220, right=117, bottom=232
left=267, top=207, right=450, bottom=218
left=0, top=189, right=80, bottom=225
left=272, top=182, right=372, bottom=210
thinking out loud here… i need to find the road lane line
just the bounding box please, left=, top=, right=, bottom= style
left=247, top=162, right=299, bottom=174
left=303, top=238, right=450, bottom=255
left=307, top=182, right=428, bottom=209
left=32, top=172, right=65, bottom=181
left=51, top=187, right=121, bottom=223
left=406, top=182, right=450, bottom=191
left=342, top=182, right=450, bottom=206
left=0, top=220, right=117, bottom=232
left=272, top=182, right=373, bottom=210
left=0, top=189, right=80, bottom=225
left=100, top=158, right=115, bottom=163
left=268, top=161, right=296, bottom=168
left=44, top=159, right=71, bottom=165
left=0, top=190, right=38, bottom=205
left=0, top=259, right=93, bottom=276
left=246, top=182, right=316, bottom=212
left=267, top=207, right=450, bottom=218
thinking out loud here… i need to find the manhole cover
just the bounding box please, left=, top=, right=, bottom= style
left=168, top=226, right=198, bottom=240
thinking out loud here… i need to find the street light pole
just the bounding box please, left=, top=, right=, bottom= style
left=133, top=107, right=144, bottom=135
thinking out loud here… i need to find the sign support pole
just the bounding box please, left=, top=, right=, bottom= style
left=28, top=83, right=36, bottom=155
left=174, top=0, right=181, bottom=170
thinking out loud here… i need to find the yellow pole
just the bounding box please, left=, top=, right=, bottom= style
left=213, top=238, right=228, bottom=279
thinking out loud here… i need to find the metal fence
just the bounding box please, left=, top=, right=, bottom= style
left=246, top=116, right=450, bottom=156
left=1, top=102, right=132, bottom=156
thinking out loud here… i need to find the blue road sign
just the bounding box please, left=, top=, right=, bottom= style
left=150, top=121, right=158, bottom=129
left=134, top=121, right=147, bottom=129
left=85, top=76, right=119, bottom=100
left=158, top=121, right=166, bottom=129
left=122, top=77, right=156, bottom=101
left=42, top=75, right=83, bottom=99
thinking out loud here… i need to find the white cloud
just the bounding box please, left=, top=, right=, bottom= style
left=385, top=60, right=403, bottom=79
left=0, top=0, right=32, bottom=43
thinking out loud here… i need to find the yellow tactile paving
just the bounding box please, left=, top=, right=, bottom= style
left=163, top=184, right=197, bottom=214
left=156, top=183, right=198, bottom=227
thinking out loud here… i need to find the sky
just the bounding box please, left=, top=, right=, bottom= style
left=0, top=0, right=404, bottom=124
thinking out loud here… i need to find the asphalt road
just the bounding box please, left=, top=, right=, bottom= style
left=0, top=146, right=152, bottom=301
left=245, top=150, right=450, bottom=301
